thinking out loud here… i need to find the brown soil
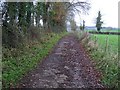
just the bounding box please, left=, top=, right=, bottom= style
left=16, top=34, right=104, bottom=88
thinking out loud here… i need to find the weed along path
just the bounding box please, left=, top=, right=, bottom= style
left=17, top=34, right=103, bottom=88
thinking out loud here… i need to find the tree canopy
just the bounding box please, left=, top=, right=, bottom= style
left=1, top=1, right=90, bottom=48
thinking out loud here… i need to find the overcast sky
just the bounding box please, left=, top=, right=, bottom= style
left=0, top=0, right=119, bottom=27
left=75, top=0, right=119, bottom=28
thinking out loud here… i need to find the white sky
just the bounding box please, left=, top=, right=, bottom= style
left=75, top=0, right=119, bottom=28
left=0, top=0, right=119, bottom=27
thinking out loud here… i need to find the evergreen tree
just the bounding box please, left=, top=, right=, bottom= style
left=83, top=20, right=85, bottom=30
left=96, top=11, right=103, bottom=32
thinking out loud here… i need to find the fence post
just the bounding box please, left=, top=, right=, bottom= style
left=105, top=36, right=109, bottom=53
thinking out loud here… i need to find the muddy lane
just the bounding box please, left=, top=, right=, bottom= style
left=17, top=34, right=103, bottom=88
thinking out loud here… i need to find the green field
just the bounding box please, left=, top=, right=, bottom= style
left=90, top=34, right=118, bottom=53
left=100, top=29, right=120, bottom=32
left=89, top=34, right=118, bottom=87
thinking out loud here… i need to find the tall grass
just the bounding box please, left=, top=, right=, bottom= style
left=75, top=31, right=118, bottom=88
left=90, top=34, right=118, bottom=87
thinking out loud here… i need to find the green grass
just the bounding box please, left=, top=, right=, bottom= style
left=2, top=32, right=68, bottom=88
left=75, top=31, right=118, bottom=88
left=100, top=29, right=120, bottom=32
left=90, top=34, right=118, bottom=52
left=89, top=34, right=118, bottom=87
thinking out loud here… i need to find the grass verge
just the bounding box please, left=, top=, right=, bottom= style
left=75, top=31, right=118, bottom=88
left=2, top=32, right=68, bottom=88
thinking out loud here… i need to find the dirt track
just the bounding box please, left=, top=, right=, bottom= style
left=17, top=34, right=103, bottom=88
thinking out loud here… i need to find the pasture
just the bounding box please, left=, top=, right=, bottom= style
left=90, top=34, right=118, bottom=53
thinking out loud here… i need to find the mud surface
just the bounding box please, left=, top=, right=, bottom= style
left=17, top=34, right=103, bottom=88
